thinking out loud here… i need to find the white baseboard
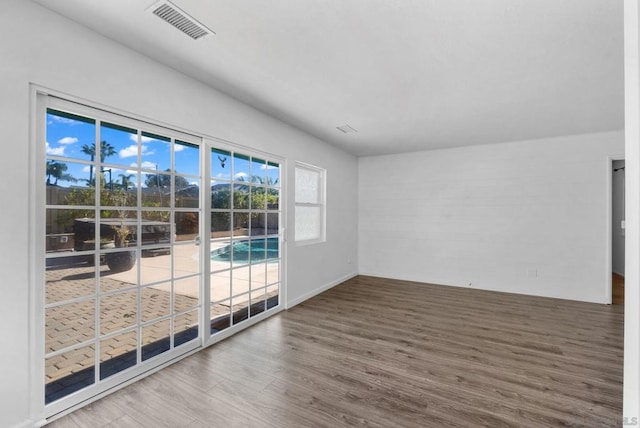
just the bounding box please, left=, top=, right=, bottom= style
left=286, top=272, right=358, bottom=309
left=358, top=271, right=608, bottom=304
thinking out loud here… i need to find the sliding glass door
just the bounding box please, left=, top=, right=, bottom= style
left=37, top=95, right=283, bottom=418
left=208, top=148, right=281, bottom=335
left=43, top=99, right=203, bottom=409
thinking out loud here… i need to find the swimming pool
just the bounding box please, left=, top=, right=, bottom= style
left=211, top=238, right=279, bottom=264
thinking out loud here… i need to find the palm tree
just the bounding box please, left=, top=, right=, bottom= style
left=80, top=143, right=96, bottom=184
left=118, top=173, right=135, bottom=190
left=99, top=141, right=116, bottom=163
left=46, top=160, right=76, bottom=186
left=80, top=141, right=116, bottom=186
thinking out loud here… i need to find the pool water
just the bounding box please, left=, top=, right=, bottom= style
left=211, top=238, right=279, bottom=264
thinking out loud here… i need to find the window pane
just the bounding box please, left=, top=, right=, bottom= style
left=232, top=265, right=251, bottom=295
left=233, top=185, right=250, bottom=210
left=266, top=259, right=280, bottom=286
left=175, top=178, right=199, bottom=208
left=47, top=209, right=95, bottom=252
left=211, top=148, right=231, bottom=180
left=266, top=188, right=279, bottom=210
left=295, top=205, right=322, bottom=241
left=140, top=211, right=171, bottom=248
left=100, top=291, right=137, bottom=335
left=141, top=131, right=171, bottom=172
left=100, top=122, right=138, bottom=169
left=174, top=310, right=199, bottom=347
left=251, top=213, right=266, bottom=236
left=251, top=157, right=266, bottom=184
left=174, top=277, right=199, bottom=313
left=100, top=330, right=136, bottom=380
left=266, top=213, right=279, bottom=235
left=141, top=173, right=171, bottom=207
left=46, top=160, right=95, bottom=205
left=295, top=167, right=320, bottom=204
left=211, top=182, right=231, bottom=209
left=250, top=287, right=266, bottom=317
left=100, top=181, right=137, bottom=207
left=251, top=186, right=266, bottom=210
left=267, top=162, right=280, bottom=187
left=266, top=284, right=279, bottom=309
left=211, top=212, right=231, bottom=238
left=210, top=271, right=231, bottom=301
left=175, top=212, right=199, bottom=242
left=46, top=299, right=95, bottom=353
left=141, top=285, right=170, bottom=323
left=231, top=293, right=250, bottom=325
left=46, top=109, right=96, bottom=163
left=175, top=140, right=200, bottom=176
left=45, top=344, right=95, bottom=404
left=233, top=153, right=251, bottom=182
left=174, top=242, right=200, bottom=277
left=141, top=319, right=170, bottom=361
left=140, top=248, right=172, bottom=285
left=46, top=257, right=96, bottom=304
left=210, top=300, right=231, bottom=334
left=100, top=254, right=136, bottom=293
left=233, top=213, right=249, bottom=237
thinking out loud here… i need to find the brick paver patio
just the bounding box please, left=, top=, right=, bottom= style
left=44, top=250, right=278, bottom=386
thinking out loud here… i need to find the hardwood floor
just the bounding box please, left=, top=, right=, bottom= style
left=48, top=276, right=624, bottom=428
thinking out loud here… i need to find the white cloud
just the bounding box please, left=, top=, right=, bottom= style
left=119, top=145, right=138, bottom=158
left=58, top=136, right=78, bottom=145
left=120, top=144, right=155, bottom=158
left=45, top=142, right=65, bottom=156
left=174, top=144, right=185, bottom=152
left=82, top=165, right=91, bottom=173
left=140, top=161, right=157, bottom=170
left=234, top=172, right=249, bottom=180
left=129, top=134, right=158, bottom=143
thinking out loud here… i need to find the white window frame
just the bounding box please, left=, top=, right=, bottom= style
left=294, top=162, right=326, bottom=245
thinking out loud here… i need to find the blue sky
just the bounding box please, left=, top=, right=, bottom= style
left=46, top=110, right=279, bottom=188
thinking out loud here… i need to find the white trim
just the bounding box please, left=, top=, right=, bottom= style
left=358, top=271, right=608, bottom=304
left=286, top=272, right=358, bottom=309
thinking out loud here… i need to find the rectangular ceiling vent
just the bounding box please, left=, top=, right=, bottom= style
left=336, top=124, right=358, bottom=134
left=149, top=1, right=214, bottom=40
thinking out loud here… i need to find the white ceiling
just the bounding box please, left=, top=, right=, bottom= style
left=33, top=0, right=624, bottom=156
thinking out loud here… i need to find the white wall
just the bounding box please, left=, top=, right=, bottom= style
left=359, top=131, right=624, bottom=303
left=623, top=0, right=640, bottom=420
left=613, top=160, right=626, bottom=276
left=0, top=1, right=357, bottom=427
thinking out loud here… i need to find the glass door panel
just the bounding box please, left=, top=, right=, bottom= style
left=208, top=146, right=282, bottom=336
left=43, top=103, right=202, bottom=406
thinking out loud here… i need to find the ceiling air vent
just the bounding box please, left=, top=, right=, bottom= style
left=149, top=1, right=214, bottom=40
left=336, top=124, right=358, bottom=134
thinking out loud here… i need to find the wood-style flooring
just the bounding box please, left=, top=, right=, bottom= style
left=48, top=276, right=624, bottom=428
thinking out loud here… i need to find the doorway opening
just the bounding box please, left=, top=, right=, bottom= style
left=612, top=159, right=625, bottom=304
